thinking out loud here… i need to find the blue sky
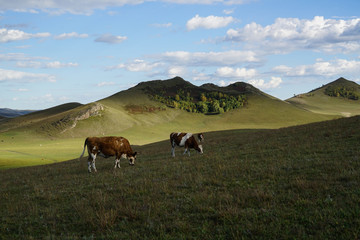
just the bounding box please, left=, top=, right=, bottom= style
left=1, top=0, right=360, bottom=110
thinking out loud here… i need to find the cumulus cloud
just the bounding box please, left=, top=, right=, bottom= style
left=0, top=68, right=56, bottom=82
left=95, top=34, right=127, bottom=44
left=272, top=58, right=360, bottom=77
left=215, top=66, right=256, bottom=79
left=54, top=32, right=88, bottom=40
left=248, top=77, right=282, bottom=89
left=186, top=15, right=235, bottom=30
left=168, top=66, right=187, bottom=77
left=226, top=16, right=360, bottom=53
left=0, top=28, right=50, bottom=43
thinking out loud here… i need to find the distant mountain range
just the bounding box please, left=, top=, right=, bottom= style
left=0, top=108, right=36, bottom=118
left=0, top=76, right=358, bottom=144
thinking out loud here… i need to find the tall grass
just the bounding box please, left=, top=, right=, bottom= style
left=1, top=116, right=360, bottom=239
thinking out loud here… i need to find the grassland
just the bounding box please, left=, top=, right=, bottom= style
left=1, top=116, right=360, bottom=239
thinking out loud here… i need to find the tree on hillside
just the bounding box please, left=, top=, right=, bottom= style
left=150, top=89, right=247, bottom=114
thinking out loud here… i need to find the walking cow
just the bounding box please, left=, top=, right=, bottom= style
left=79, top=136, right=137, bottom=172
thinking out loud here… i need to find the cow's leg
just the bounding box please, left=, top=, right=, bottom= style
left=87, top=161, right=92, bottom=173
left=90, top=153, right=97, bottom=172
left=171, top=140, right=176, bottom=157
left=183, top=147, right=190, bottom=156
left=171, top=146, right=175, bottom=157
left=114, top=158, right=120, bottom=169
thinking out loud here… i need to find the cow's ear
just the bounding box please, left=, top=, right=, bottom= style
left=133, top=152, right=137, bottom=156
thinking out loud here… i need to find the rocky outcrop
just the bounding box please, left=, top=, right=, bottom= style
left=55, top=103, right=104, bottom=133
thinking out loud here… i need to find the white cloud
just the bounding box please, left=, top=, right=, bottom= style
left=248, top=77, right=282, bottom=89
left=161, top=50, right=259, bottom=66
left=272, top=58, right=360, bottom=77
left=17, top=88, right=29, bottom=92
left=16, top=61, right=78, bottom=69
left=215, top=66, right=256, bottom=79
left=0, top=53, right=49, bottom=61
left=152, top=23, right=173, bottom=28
left=0, top=68, right=56, bottom=82
left=95, top=34, right=127, bottom=44
left=168, top=66, right=187, bottom=77
left=0, top=28, right=50, bottom=43
left=0, top=0, right=250, bottom=15
left=54, top=32, right=88, bottom=40
left=186, top=14, right=235, bottom=30
left=97, top=81, right=116, bottom=87
left=107, top=59, right=162, bottom=72
left=226, top=16, right=360, bottom=53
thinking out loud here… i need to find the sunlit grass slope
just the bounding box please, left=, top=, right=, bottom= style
left=1, top=115, right=360, bottom=239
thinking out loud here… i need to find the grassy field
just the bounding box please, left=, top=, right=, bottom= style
left=0, top=92, right=333, bottom=169
left=1, top=116, right=360, bottom=239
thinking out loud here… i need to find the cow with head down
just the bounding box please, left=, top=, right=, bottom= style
left=170, top=132, right=204, bottom=157
left=79, top=136, right=137, bottom=173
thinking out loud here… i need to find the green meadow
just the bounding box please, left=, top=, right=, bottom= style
left=1, top=116, right=359, bottom=239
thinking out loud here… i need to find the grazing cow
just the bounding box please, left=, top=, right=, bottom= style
left=79, top=136, right=137, bottom=172
left=170, top=132, right=204, bottom=157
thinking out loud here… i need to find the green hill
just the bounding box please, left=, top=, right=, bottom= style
left=1, top=115, right=360, bottom=239
left=0, top=77, right=334, bottom=168
left=286, top=77, right=360, bottom=117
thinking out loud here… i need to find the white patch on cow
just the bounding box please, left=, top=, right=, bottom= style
left=179, top=133, right=192, bottom=147
left=121, top=153, right=127, bottom=158
left=120, top=142, right=123, bottom=146
left=177, top=132, right=181, bottom=136
left=93, top=146, right=97, bottom=151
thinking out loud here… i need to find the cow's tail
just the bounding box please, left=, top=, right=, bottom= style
left=79, top=138, right=88, bottom=160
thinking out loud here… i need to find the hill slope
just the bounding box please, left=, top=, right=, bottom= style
left=1, top=115, right=360, bottom=239
left=286, top=77, right=360, bottom=117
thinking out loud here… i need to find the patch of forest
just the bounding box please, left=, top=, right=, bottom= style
left=324, top=86, right=360, bottom=100
left=150, top=89, right=247, bottom=114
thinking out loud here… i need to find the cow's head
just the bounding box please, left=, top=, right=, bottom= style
left=128, top=152, right=137, bottom=166
left=196, top=144, right=203, bottom=154
left=198, top=133, right=204, bottom=142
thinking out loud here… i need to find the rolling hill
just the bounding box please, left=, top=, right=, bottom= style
left=0, top=77, right=333, bottom=142
left=286, top=77, right=360, bottom=117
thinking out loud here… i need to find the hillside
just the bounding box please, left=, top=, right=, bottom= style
left=1, top=77, right=333, bottom=142
left=287, top=77, right=360, bottom=117
left=1, top=115, right=360, bottom=239
left=0, top=77, right=334, bottom=168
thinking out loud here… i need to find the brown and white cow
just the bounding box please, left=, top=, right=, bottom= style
left=79, top=136, right=137, bottom=172
left=170, top=132, right=204, bottom=157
